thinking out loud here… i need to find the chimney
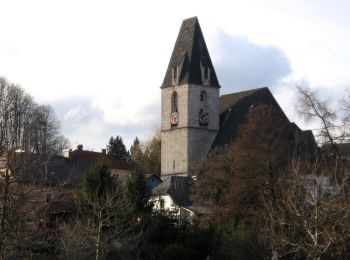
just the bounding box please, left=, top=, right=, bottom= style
left=77, top=144, right=83, bottom=151
left=101, top=149, right=106, bottom=155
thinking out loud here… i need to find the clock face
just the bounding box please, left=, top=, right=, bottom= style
left=199, top=112, right=209, bottom=126
left=170, top=112, right=179, bottom=125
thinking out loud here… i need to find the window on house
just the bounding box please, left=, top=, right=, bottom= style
left=173, top=160, right=175, bottom=169
left=200, top=61, right=211, bottom=85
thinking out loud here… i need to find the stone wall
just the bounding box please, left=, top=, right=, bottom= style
left=161, top=83, right=219, bottom=176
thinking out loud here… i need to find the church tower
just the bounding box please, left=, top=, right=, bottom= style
left=161, top=17, right=220, bottom=177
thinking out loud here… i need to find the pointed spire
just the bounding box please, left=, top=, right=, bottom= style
left=161, top=17, right=220, bottom=88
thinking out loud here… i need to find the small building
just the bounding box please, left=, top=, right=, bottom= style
left=152, top=176, right=204, bottom=222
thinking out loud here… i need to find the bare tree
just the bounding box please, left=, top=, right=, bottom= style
left=296, top=84, right=342, bottom=153
left=80, top=187, right=133, bottom=260
left=30, top=104, right=67, bottom=155
left=262, top=159, right=350, bottom=260
left=0, top=78, right=35, bottom=256
left=51, top=135, right=71, bottom=156
left=0, top=78, right=69, bottom=257
left=339, top=90, right=350, bottom=143
left=62, top=163, right=137, bottom=260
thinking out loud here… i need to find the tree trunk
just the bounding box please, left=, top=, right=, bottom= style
left=95, top=211, right=102, bottom=260
left=0, top=168, right=10, bottom=255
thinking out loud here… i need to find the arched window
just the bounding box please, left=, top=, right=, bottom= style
left=171, top=91, right=178, bottom=112
left=200, top=90, right=208, bottom=111
left=200, top=90, right=206, bottom=102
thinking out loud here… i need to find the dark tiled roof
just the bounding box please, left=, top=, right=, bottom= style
left=213, top=87, right=289, bottom=147
left=153, top=176, right=193, bottom=206
left=161, top=17, right=220, bottom=88
left=70, top=150, right=130, bottom=170
left=285, top=123, right=318, bottom=157
left=219, top=88, right=265, bottom=114
left=301, top=130, right=318, bottom=153
left=46, top=156, right=89, bottom=186
left=212, top=87, right=318, bottom=157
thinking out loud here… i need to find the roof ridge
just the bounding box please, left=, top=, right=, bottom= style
left=220, top=87, right=267, bottom=98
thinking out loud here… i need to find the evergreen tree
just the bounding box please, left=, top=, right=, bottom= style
left=106, top=135, right=130, bottom=163
left=76, top=163, right=116, bottom=203
left=127, top=170, right=152, bottom=215
left=129, top=134, right=161, bottom=176
left=130, top=137, right=144, bottom=174
left=144, top=135, right=161, bottom=177
left=128, top=137, right=153, bottom=217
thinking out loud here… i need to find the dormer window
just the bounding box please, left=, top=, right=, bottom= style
left=204, top=67, right=209, bottom=79
left=172, top=56, right=185, bottom=86
left=200, top=61, right=210, bottom=85
left=172, top=67, right=178, bottom=85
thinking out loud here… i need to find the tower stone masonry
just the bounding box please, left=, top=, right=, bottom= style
left=160, top=17, right=220, bottom=177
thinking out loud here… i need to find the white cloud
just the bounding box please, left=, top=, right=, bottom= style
left=64, top=106, right=88, bottom=122
left=211, top=31, right=291, bottom=93
left=1, top=0, right=350, bottom=149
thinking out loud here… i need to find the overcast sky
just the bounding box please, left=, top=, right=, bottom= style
left=1, top=0, right=350, bottom=150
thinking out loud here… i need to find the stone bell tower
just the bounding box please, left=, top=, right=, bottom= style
left=160, top=17, right=220, bottom=177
